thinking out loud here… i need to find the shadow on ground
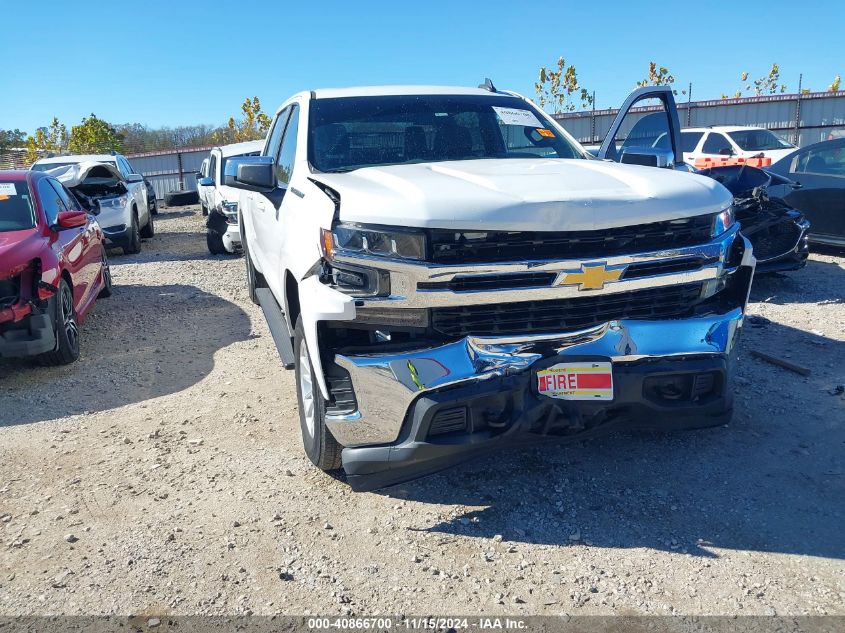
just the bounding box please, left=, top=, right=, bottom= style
left=379, top=259, right=845, bottom=561
left=0, top=283, right=251, bottom=426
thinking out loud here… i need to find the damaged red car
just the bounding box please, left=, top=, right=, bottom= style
left=0, top=170, right=112, bottom=365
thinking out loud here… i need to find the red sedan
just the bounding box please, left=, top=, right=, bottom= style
left=0, top=170, right=112, bottom=365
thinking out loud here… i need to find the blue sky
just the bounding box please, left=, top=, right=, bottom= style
left=2, top=0, right=842, bottom=133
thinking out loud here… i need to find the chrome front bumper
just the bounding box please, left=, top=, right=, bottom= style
left=327, top=302, right=746, bottom=448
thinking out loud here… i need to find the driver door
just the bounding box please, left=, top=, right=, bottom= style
left=597, top=86, right=684, bottom=170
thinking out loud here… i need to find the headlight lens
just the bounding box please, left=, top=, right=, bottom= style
left=221, top=201, right=238, bottom=215
left=326, top=224, right=426, bottom=261
left=100, top=195, right=129, bottom=208
left=712, top=206, right=736, bottom=236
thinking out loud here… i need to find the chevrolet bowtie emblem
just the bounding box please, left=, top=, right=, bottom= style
left=558, top=263, right=626, bottom=290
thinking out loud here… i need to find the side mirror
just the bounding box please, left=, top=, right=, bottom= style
left=198, top=176, right=214, bottom=187
left=56, top=210, right=88, bottom=229
left=126, top=173, right=144, bottom=183
left=224, top=156, right=276, bottom=192
left=619, top=147, right=675, bottom=169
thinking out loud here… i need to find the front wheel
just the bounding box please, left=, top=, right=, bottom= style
left=98, top=248, right=113, bottom=298
left=206, top=229, right=227, bottom=255
left=294, top=317, right=342, bottom=471
left=39, top=279, right=80, bottom=366
left=149, top=198, right=158, bottom=216
left=124, top=211, right=141, bottom=254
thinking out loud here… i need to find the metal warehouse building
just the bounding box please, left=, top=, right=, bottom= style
left=554, top=90, right=845, bottom=146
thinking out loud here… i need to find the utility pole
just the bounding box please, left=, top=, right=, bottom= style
left=591, top=91, right=596, bottom=143
left=687, top=82, right=693, bottom=126
left=795, top=74, right=803, bottom=146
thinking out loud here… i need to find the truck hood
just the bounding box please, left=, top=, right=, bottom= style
left=313, top=158, right=732, bottom=231
left=0, top=229, right=43, bottom=279
left=47, top=161, right=125, bottom=189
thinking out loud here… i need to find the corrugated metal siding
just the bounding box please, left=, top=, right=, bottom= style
left=554, top=91, right=845, bottom=148
left=128, top=148, right=211, bottom=200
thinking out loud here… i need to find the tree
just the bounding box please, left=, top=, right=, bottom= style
left=828, top=75, right=841, bottom=92
left=24, top=117, right=68, bottom=164
left=226, top=97, right=272, bottom=142
left=0, top=129, right=26, bottom=150
left=635, top=62, right=687, bottom=96
left=742, top=64, right=787, bottom=96
left=534, top=57, right=593, bottom=113
left=67, top=114, right=124, bottom=154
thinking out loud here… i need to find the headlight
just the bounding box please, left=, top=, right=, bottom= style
left=321, top=223, right=426, bottom=261
left=221, top=201, right=238, bottom=215
left=100, top=195, right=129, bottom=209
left=712, top=206, right=736, bottom=236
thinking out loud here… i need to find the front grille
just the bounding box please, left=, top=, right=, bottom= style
left=428, top=406, right=469, bottom=437
left=428, top=216, right=714, bottom=264
left=0, top=276, right=20, bottom=309
left=418, top=272, right=556, bottom=292
left=431, top=283, right=704, bottom=337
left=748, top=221, right=801, bottom=261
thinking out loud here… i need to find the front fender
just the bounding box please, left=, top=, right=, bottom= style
left=298, top=276, right=356, bottom=399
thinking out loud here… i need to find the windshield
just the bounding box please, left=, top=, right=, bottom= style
left=727, top=130, right=793, bottom=151
left=0, top=181, right=36, bottom=232
left=308, top=94, right=584, bottom=172
left=32, top=160, right=117, bottom=172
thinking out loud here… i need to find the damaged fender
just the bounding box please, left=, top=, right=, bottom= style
left=298, top=275, right=356, bottom=399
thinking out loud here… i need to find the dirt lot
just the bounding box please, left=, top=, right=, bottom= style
left=0, top=206, right=843, bottom=616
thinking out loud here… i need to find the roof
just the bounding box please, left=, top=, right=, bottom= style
left=311, top=85, right=503, bottom=99
left=216, top=140, right=265, bottom=157
left=34, top=154, right=118, bottom=164
left=682, top=125, right=769, bottom=133
left=0, top=170, right=30, bottom=180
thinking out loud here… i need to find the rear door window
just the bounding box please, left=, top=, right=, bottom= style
left=702, top=133, right=733, bottom=155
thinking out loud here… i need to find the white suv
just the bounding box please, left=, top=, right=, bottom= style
left=681, top=126, right=797, bottom=166
left=32, top=153, right=153, bottom=253
left=197, top=141, right=263, bottom=254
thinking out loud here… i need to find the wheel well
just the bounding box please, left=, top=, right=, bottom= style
left=285, top=272, right=300, bottom=329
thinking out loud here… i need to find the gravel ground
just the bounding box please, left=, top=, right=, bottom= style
left=0, top=206, right=843, bottom=616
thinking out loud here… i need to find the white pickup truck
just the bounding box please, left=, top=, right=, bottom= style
left=226, top=84, right=755, bottom=491
left=198, top=140, right=263, bottom=254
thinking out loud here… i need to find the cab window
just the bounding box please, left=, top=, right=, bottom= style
left=681, top=131, right=704, bottom=153
left=275, top=105, right=299, bottom=185
left=792, top=145, right=845, bottom=177
left=0, top=181, right=36, bottom=232
left=266, top=107, right=291, bottom=160
left=209, top=154, right=218, bottom=184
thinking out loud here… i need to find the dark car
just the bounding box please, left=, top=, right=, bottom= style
left=0, top=170, right=112, bottom=365
left=767, top=137, right=845, bottom=247
left=696, top=165, right=810, bottom=273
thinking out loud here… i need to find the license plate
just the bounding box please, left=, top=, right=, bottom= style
left=537, top=362, right=613, bottom=401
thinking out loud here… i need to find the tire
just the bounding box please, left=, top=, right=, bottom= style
left=140, top=211, right=155, bottom=239
left=164, top=190, right=199, bottom=206
left=206, top=229, right=227, bottom=255
left=124, top=210, right=141, bottom=254
left=294, top=317, right=342, bottom=472
left=149, top=198, right=158, bottom=216
left=39, top=279, right=80, bottom=366
left=97, top=248, right=113, bottom=298
left=201, top=203, right=209, bottom=217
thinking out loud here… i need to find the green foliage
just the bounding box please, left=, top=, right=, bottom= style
left=24, top=117, right=68, bottom=164
left=635, top=62, right=686, bottom=96
left=828, top=75, right=841, bottom=92
left=67, top=114, right=124, bottom=154
left=741, top=64, right=787, bottom=96
left=534, top=57, right=593, bottom=113
left=226, top=97, right=273, bottom=142
left=0, top=129, right=26, bottom=150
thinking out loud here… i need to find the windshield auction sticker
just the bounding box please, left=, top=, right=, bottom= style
left=0, top=183, right=17, bottom=196
left=492, top=106, right=544, bottom=128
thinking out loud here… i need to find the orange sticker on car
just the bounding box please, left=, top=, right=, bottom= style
left=0, top=195, right=9, bottom=201
left=537, top=128, right=555, bottom=138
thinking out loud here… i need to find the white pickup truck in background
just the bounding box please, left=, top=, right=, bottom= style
left=197, top=140, right=263, bottom=254
left=225, top=84, right=755, bottom=492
